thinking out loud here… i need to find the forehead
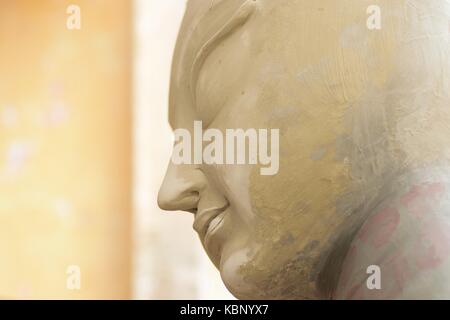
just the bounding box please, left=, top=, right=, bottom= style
left=169, top=0, right=253, bottom=128
left=168, top=0, right=411, bottom=128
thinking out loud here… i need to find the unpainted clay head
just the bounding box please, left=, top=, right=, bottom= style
left=159, top=0, right=450, bottom=299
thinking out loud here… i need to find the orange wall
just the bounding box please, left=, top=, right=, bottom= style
left=0, top=1, right=132, bottom=299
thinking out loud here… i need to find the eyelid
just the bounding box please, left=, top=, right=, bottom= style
left=190, top=0, right=257, bottom=108
left=199, top=106, right=216, bottom=130
left=197, top=89, right=229, bottom=130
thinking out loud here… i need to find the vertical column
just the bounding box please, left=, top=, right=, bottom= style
left=0, top=0, right=132, bottom=299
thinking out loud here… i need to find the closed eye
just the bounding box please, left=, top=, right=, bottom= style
left=189, top=0, right=257, bottom=107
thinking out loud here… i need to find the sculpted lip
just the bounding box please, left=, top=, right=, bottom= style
left=193, top=203, right=230, bottom=239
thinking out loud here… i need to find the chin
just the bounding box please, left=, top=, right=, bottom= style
left=218, top=240, right=325, bottom=300
left=218, top=246, right=258, bottom=299
left=220, top=265, right=258, bottom=300
left=218, top=244, right=286, bottom=300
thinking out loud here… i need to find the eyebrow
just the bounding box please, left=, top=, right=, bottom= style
left=189, top=0, right=257, bottom=106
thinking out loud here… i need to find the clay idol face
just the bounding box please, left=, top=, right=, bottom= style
left=158, top=0, right=347, bottom=299
left=159, top=0, right=450, bottom=299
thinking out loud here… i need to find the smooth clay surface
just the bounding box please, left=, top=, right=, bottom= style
left=159, top=0, right=450, bottom=299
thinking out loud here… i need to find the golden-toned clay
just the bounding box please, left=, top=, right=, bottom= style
left=159, top=0, right=450, bottom=299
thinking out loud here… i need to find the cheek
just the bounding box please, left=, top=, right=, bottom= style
left=238, top=128, right=352, bottom=294
left=249, top=128, right=350, bottom=233
left=203, top=163, right=256, bottom=227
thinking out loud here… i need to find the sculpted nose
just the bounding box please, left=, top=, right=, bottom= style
left=158, top=162, right=206, bottom=212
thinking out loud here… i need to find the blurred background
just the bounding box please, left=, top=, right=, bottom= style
left=0, top=0, right=233, bottom=299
